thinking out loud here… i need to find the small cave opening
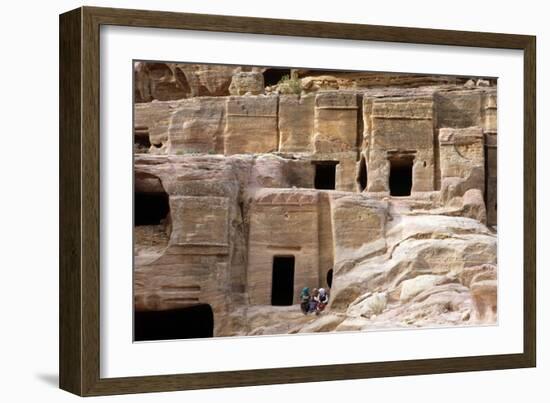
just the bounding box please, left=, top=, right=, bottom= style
left=263, top=68, right=292, bottom=86
left=271, top=256, right=295, bottom=306
left=134, top=304, right=214, bottom=341
left=326, top=269, right=333, bottom=289
left=358, top=156, right=368, bottom=192
left=135, top=190, right=169, bottom=226
left=134, top=129, right=151, bottom=152
left=389, top=156, right=414, bottom=197
left=313, top=161, right=338, bottom=190
left=134, top=173, right=171, bottom=253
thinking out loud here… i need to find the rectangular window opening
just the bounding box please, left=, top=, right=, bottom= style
left=313, top=161, right=338, bottom=190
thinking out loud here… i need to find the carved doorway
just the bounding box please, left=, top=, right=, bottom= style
left=271, top=256, right=295, bottom=306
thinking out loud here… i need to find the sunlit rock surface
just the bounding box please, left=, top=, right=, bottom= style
left=133, top=63, right=498, bottom=337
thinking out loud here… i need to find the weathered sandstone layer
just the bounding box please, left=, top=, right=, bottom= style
left=133, top=63, right=498, bottom=337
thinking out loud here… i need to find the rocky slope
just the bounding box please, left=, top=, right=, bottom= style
left=217, top=211, right=496, bottom=336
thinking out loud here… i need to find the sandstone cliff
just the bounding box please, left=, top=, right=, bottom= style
left=133, top=62, right=498, bottom=338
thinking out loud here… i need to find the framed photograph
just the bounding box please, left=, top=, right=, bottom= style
left=59, top=6, right=536, bottom=396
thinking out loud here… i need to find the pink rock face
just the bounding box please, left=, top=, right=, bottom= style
left=134, top=62, right=237, bottom=102
left=133, top=64, right=498, bottom=338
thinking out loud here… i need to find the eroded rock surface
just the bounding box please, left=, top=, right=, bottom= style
left=133, top=63, right=498, bottom=338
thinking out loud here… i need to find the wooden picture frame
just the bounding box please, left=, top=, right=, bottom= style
left=59, top=6, right=536, bottom=396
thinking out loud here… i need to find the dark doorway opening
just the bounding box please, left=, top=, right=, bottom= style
left=134, top=128, right=151, bottom=151
left=389, top=157, right=413, bottom=196
left=135, top=191, right=169, bottom=226
left=358, top=156, right=367, bottom=191
left=271, top=256, right=295, bottom=306
left=314, top=162, right=338, bottom=190
left=134, top=304, right=214, bottom=341
left=326, top=269, right=333, bottom=289
left=263, top=68, right=291, bottom=86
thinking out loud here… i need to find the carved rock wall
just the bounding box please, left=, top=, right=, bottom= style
left=247, top=189, right=320, bottom=305
left=225, top=96, right=279, bottom=155
left=364, top=96, right=435, bottom=193
left=279, top=94, right=316, bottom=153
left=133, top=65, right=498, bottom=336
left=166, top=97, right=226, bottom=154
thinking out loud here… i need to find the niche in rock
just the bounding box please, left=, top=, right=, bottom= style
left=135, top=190, right=170, bottom=226
left=326, top=269, right=333, bottom=289
left=358, top=156, right=368, bottom=191
left=134, top=304, right=214, bottom=341
left=263, top=68, right=292, bottom=86
left=313, top=161, right=339, bottom=190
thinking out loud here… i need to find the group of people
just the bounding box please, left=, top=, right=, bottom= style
left=299, top=287, right=329, bottom=315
